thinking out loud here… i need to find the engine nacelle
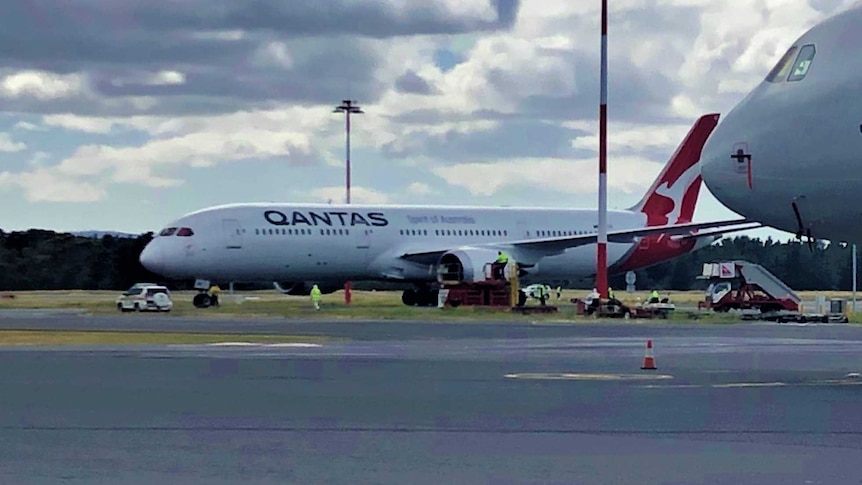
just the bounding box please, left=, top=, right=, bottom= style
left=437, top=248, right=502, bottom=283
left=273, top=281, right=340, bottom=295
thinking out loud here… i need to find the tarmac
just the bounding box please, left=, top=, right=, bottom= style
left=2, top=311, right=862, bottom=484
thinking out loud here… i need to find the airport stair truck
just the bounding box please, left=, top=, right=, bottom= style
left=698, top=261, right=800, bottom=313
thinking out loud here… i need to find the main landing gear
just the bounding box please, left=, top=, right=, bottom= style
left=402, top=288, right=439, bottom=307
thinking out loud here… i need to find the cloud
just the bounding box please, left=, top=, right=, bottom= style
left=0, top=169, right=105, bottom=202
left=310, top=186, right=390, bottom=204
left=13, top=121, right=44, bottom=131
left=0, top=1, right=520, bottom=116
left=571, top=121, right=701, bottom=156
left=0, top=70, right=88, bottom=100
left=0, top=133, right=26, bottom=152
left=57, top=128, right=317, bottom=188
left=27, top=152, right=51, bottom=167
left=43, top=114, right=121, bottom=134
left=406, top=182, right=434, bottom=196
left=0, top=0, right=854, bottom=232
left=394, top=70, right=438, bottom=95
left=432, top=157, right=663, bottom=197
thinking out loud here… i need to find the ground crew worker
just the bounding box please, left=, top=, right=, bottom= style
left=539, top=285, right=550, bottom=306
left=586, top=288, right=601, bottom=314
left=608, top=286, right=620, bottom=306
left=207, top=284, right=221, bottom=307
left=649, top=289, right=660, bottom=304
left=310, top=284, right=322, bottom=310
left=493, top=251, right=509, bottom=279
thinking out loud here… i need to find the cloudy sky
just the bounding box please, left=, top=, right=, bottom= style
left=0, top=0, right=856, bottom=237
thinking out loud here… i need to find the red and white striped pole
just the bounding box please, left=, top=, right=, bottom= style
left=596, top=0, right=609, bottom=299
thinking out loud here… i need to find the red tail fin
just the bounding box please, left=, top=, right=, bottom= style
left=629, top=113, right=720, bottom=227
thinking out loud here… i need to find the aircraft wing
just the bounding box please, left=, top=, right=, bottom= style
left=399, top=219, right=759, bottom=265
left=494, top=219, right=759, bottom=257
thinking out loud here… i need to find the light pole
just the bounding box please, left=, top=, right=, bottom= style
left=333, top=100, right=363, bottom=306
left=333, top=100, right=364, bottom=204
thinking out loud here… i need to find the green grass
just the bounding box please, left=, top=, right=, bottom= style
left=0, top=289, right=858, bottom=324
left=0, top=330, right=331, bottom=346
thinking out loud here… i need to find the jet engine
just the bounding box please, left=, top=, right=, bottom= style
left=436, top=248, right=504, bottom=283
left=273, top=281, right=340, bottom=295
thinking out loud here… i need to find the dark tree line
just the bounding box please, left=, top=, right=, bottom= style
left=611, top=237, right=859, bottom=291
left=0, top=230, right=168, bottom=291
left=0, top=230, right=858, bottom=292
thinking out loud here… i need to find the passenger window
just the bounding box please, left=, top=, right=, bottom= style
left=765, top=46, right=798, bottom=83
left=787, top=44, right=815, bottom=82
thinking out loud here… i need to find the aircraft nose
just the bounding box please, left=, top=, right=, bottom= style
left=139, top=241, right=164, bottom=275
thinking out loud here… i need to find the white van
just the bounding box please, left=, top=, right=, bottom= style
left=117, top=284, right=173, bottom=312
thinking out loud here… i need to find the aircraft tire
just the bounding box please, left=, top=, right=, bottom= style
left=402, top=290, right=418, bottom=306
left=420, top=290, right=438, bottom=307
left=193, top=293, right=211, bottom=308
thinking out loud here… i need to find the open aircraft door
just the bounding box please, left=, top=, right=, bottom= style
left=223, top=219, right=243, bottom=249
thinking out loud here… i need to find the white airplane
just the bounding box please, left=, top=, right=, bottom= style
left=700, top=4, right=862, bottom=244
left=140, top=113, right=757, bottom=306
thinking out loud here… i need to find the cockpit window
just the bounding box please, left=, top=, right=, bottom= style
left=176, top=227, right=195, bottom=237
left=158, top=227, right=177, bottom=236
left=787, top=44, right=816, bottom=82
left=765, top=46, right=798, bottom=83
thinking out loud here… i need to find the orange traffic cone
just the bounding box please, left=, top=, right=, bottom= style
left=641, top=339, right=657, bottom=370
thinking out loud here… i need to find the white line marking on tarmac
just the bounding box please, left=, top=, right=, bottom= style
left=504, top=373, right=673, bottom=381
left=712, top=382, right=787, bottom=388
left=638, top=379, right=862, bottom=390
left=205, top=342, right=322, bottom=348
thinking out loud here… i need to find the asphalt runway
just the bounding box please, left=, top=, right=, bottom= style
left=2, top=313, right=862, bottom=484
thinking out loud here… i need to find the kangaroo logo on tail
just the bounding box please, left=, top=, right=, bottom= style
left=612, top=114, right=720, bottom=273
left=631, top=114, right=720, bottom=227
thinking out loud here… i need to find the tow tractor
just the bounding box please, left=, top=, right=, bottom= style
left=571, top=295, right=676, bottom=319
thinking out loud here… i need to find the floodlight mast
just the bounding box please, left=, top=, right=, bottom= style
left=333, top=100, right=364, bottom=204
left=333, top=100, right=363, bottom=306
